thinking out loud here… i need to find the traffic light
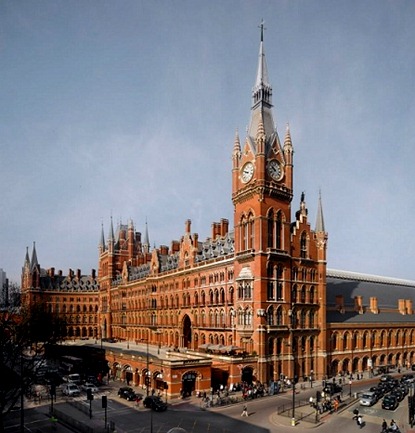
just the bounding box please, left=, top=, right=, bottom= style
left=102, top=395, right=107, bottom=408
left=87, top=388, right=94, bottom=401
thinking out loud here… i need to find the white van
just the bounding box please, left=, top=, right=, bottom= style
left=62, top=383, right=81, bottom=397
left=67, top=373, right=81, bottom=384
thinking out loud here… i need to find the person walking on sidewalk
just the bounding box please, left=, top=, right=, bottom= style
left=241, top=404, right=248, bottom=417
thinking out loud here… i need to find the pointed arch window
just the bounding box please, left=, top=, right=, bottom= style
left=267, top=306, right=274, bottom=326
left=247, top=213, right=255, bottom=249
left=309, top=286, right=315, bottom=304
left=310, top=311, right=315, bottom=328
left=238, top=281, right=252, bottom=300
left=240, top=216, right=246, bottom=250
left=300, top=286, right=306, bottom=303
left=300, top=232, right=308, bottom=259
left=300, top=310, right=306, bottom=328
left=276, top=307, right=283, bottom=325
left=220, top=288, right=225, bottom=304
left=267, top=264, right=274, bottom=300
left=220, top=309, right=225, bottom=326
left=276, top=211, right=282, bottom=249
left=276, top=265, right=283, bottom=300
left=291, top=284, right=297, bottom=303
left=267, top=210, right=275, bottom=248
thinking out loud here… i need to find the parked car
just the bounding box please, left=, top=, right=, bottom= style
left=62, top=383, right=81, bottom=397
left=380, top=374, right=394, bottom=383
left=391, top=388, right=404, bottom=402
left=401, top=374, right=415, bottom=383
left=82, top=383, right=99, bottom=394
left=118, top=387, right=143, bottom=402
left=382, top=394, right=399, bottom=410
left=143, top=396, right=168, bottom=411
left=360, top=392, right=377, bottom=406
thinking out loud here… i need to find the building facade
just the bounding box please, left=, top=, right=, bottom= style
left=21, top=242, right=100, bottom=338
left=20, top=29, right=415, bottom=398
left=97, top=27, right=328, bottom=387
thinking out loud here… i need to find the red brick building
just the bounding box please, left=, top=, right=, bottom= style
left=97, top=26, right=328, bottom=391
left=21, top=28, right=415, bottom=399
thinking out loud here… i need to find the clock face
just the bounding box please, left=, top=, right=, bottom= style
left=267, top=159, right=282, bottom=181
left=241, top=162, right=254, bottom=183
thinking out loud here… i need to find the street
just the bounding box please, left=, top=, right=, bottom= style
left=3, top=372, right=413, bottom=433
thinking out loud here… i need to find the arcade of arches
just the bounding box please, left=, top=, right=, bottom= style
left=328, top=328, right=415, bottom=377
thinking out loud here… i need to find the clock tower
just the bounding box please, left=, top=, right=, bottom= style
left=231, top=24, right=326, bottom=383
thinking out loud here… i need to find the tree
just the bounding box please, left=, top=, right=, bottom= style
left=7, top=281, right=21, bottom=309
left=0, top=302, right=67, bottom=432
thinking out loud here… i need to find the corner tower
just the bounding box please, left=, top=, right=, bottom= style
left=232, top=24, right=326, bottom=384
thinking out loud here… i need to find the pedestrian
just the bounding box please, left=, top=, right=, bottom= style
left=390, top=420, right=398, bottom=431
left=241, top=404, right=248, bottom=417
left=382, top=419, right=387, bottom=432
left=357, top=415, right=363, bottom=428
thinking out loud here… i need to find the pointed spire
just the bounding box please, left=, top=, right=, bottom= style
left=108, top=216, right=115, bottom=242
left=233, top=129, right=241, bottom=156
left=99, top=222, right=106, bottom=251
left=284, top=123, right=292, bottom=148
left=143, top=218, right=150, bottom=253
left=315, top=190, right=326, bottom=232
left=30, top=241, right=38, bottom=271
left=247, top=21, right=276, bottom=152
left=24, top=246, right=30, bottom=267
left=254, top=19, right=270, bottom=97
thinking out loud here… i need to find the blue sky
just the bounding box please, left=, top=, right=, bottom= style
left=1, top=0, right=415, bottom=284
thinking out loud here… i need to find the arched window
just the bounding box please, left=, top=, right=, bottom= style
left=229, top=287, right=234, bottom=304
left=241, top=216, right=248, bottom=250
left=220, top=288, right=225, bottom=304
left=276, top=307, right=283, bottom=325
left=300, top=310, right=306, bottom=328
left=267, top=210, right=275, bottom=248
left=276, top=211, right=282, bottom=249
left=267, top=306, right=274, bottom=326
left=247, top=213, right=254, bottom=249
left=291, top=285, right=297, bottom=303
left=300, top=232, right=307, bottom=259
left=267, top=264, right=274, bottom=299
left=309, top=311, right=315, bottom=328
left=309, top=286, right=315, bottom=304
left=343, top=333, right=349, bottom=351
left=300, top=286, right=306, bottom=303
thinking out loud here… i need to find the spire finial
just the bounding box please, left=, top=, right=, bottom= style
left=315, top=189, right=326, bottom=232
left=259, top=19, right=266, bottom=42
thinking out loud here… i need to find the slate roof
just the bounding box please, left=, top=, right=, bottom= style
left=326, top=269, right=415, bottom=325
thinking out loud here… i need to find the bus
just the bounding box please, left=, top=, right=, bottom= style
left=60, top=355, right=83, bottom=375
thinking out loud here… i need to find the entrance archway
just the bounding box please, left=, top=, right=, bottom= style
left=182, top=371, right=197, bottom=397
left=241, top=366, right=254, bottom=384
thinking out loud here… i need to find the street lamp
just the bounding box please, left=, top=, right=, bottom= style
left=289, top=308, right=296, bottom=427
left=146, top=333, right=150, bottom=396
